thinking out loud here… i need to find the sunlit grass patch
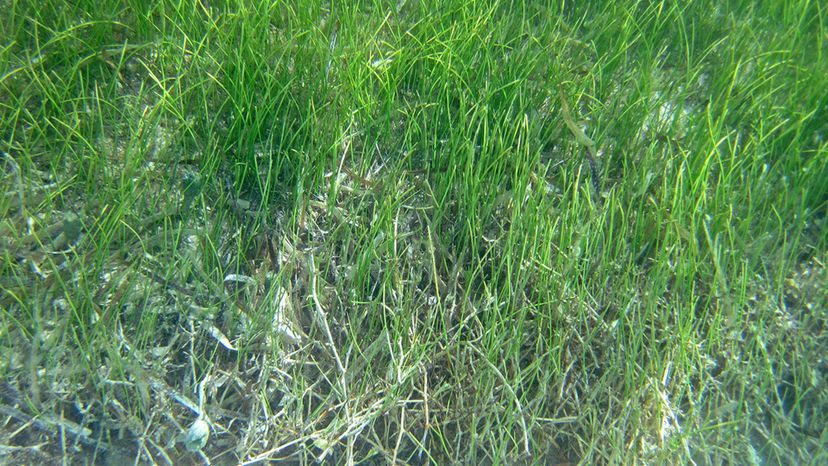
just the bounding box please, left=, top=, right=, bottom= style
left=1, top=0, right=825, bottom=464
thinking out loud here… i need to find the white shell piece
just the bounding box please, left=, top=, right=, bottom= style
left=271, top=286, right=302, bottom=346
left=206, top=323, right=236, bottom=351
left=184, top=418, right=210, bottom=452
left=223, top=274, right=257, bottom=286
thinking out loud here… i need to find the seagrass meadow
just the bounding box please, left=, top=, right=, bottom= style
left=1, top=1, right=826, bottom=464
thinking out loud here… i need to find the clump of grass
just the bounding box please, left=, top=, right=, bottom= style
left=1, top=0, right=825, bottom=464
